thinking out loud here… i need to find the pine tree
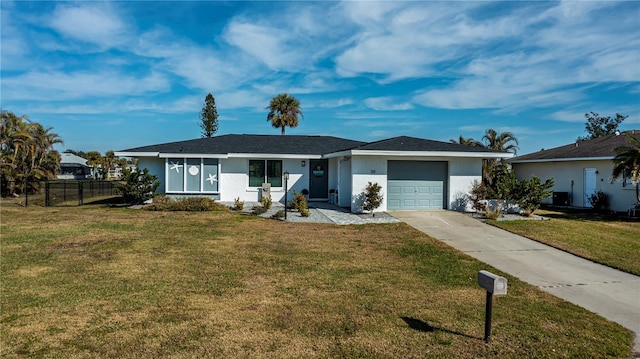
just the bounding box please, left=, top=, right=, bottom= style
left=200, top=93, right=219, bottom=138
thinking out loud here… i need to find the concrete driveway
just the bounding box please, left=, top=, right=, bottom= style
left=390, top=210, right=640, bottom=354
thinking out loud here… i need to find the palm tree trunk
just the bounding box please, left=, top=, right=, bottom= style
left=281, top=127, right=285, bottom=136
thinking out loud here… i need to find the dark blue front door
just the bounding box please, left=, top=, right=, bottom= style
left=309, top=159, right=328, bottom=199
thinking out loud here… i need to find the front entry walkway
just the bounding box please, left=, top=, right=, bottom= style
left=390, top=210, right=640, bottom=354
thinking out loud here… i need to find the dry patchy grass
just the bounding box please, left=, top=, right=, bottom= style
left=490, top=209, right=640, bottom=275
left=0, top=204, right=633, bottom=358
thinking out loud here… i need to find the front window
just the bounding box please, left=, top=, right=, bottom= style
left=167, top=158, right=218, bottom=193
left=249, top=160, right=282, bottom=187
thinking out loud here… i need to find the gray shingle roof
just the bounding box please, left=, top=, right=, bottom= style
left=510, top=130, right=640, bottom=162
left=352, top=136, right=505, bottom=153
left=119, top=134, right=366, bottom=155
left=119, top=134, right=510, bottom=156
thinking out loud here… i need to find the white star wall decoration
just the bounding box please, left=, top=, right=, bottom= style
left=206, top=173, right=217, bottom=185
left=169, top=161, right=182, bottom=173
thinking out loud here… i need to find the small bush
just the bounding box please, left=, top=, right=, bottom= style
left=115, top=168, right=160, bottom=204
left=293, top=192, right=307, bottom=212
left=261, top=196, right=272, bottom=210
left=252, top=204, right=267, bottom=215
left=588, top=190, right=610, bottom=211
left=233, top=197, right=244, bottom=211
left=299, top=207, right=310, bottom=217
left=485, top=207, right=501, bottom=220
left=363, top=182, right=383, bottom=215
left=272, top=209, right=285, bottom=219
left=145, top=196, right=227, bottom=211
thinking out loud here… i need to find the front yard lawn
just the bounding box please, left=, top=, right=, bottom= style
left=489, top=208, right=640, bottom=276
left=0, top=204, right=633, bottom=358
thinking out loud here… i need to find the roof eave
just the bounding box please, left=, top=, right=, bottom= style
left=114, top=151, right=160, bottom=157
left=350, top=150, right=512, bottom=158
left=511, top=156, right=614, bottom=163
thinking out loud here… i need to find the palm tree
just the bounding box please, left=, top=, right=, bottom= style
left=266, top=93, right=303, bottom=135
left=1, top=111, right=63, bottom=196
left=450, top=135, right=484, bottom=147
left=612, top=133, right=640, bottom=203
left=481, top=129, right=519, bottom=187
left=85, top=151, right=102, bottom=180
left=482, top=129, right=519, bottom=154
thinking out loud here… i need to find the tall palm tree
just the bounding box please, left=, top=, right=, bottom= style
left=266, top=93, right=303, bottom=135
left=482, top=129, right=519, bottom=154
left=612, top=133, right=640, bottom=203
left=85, top=151, right=102, bottom=180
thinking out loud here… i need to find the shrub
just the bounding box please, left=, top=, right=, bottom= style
left=272, top=209, right=285, bottom=219
left=252, top=204, right=266, bottom=215
left=115, top=168, right=160, bottom=204
left=468, top=180, right=490, bottom=212
left=299, top=207, right=310, bottom=217
left=261, top=196, right=272, bottom=210
left=145, top=196, right=227, bottom=211
left=233, top=197, right=244, bottom=211
left=588, top=190, right=610, bottom=211
left=485, top=207, right=501, bottom=220
left=293, top=192, right=307, bottom=212
left=515, top=175, right=554, bottom=214
left=362, top=182, right=383, bottom=215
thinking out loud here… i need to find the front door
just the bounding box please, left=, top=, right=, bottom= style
left=309, top=159, right=328, bottom=199
left=584, top=168, right=597, bottom=207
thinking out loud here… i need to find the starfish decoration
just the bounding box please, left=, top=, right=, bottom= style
left=169, top=161, right=182, bottom=173
left=206, top=173, right=218, bottom=185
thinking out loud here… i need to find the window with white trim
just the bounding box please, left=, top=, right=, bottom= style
left=167, top=158, right=219, bottom=193
left=249, top=160, right=282, bottom=187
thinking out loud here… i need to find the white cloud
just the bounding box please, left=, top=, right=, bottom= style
left=49, top=3, right=130, bottom=49
left=364, top=97, right=413, bottom=111
left=2, top=71, right=170, bottom=101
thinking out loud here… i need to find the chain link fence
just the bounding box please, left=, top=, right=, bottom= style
left=1, top=180, right=120, bottom=207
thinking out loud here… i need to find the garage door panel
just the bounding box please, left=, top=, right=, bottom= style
left=387, top=161, right=447, bottom=210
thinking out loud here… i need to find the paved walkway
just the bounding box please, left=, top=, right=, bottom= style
left=390, top=210, right=640, bottom=355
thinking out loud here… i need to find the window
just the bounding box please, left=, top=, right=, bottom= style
left=249, top=160, right=282, bottom=187
left=167, top=158, right=218, bottom=193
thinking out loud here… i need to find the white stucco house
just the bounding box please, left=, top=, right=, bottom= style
left=510, top=130, right=640, bottom=213
left=115, top=134, right=511, bottom=213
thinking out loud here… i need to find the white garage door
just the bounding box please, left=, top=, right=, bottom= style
left=387, top=161, right=447, bottom=210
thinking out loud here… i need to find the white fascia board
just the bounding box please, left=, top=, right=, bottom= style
left=322, top=150, right=353, bottom=159
left=114, top=151, right=159, bottom=157
left=159, top=153, right=229, bottom=159
left=227, top=153, right=322, bottom=159
left=349, top=150, right=512, bottom=159
left=511, top=156, right=613, bottom=164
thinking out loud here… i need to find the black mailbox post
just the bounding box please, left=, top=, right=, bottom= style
left=478, top=270, right=507, bottom=342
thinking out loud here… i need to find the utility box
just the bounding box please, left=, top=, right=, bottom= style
left=478, top=270, right=507, bottom=296
left=552, top=192, right=569, bottom=206
left=261, top=183, right=271, bottom=200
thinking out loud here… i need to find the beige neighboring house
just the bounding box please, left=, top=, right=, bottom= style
left=510, top=130, right=640, bottom=212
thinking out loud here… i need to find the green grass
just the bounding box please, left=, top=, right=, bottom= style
left=0, top=203, right=633, bottom=358
left=489, top=208, right=640, bottom=275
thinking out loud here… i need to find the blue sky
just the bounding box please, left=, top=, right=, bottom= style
left=1, top=1, right=639, bottom=156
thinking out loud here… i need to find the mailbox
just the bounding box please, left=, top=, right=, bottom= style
left=478, top=270, right=507, bottom=296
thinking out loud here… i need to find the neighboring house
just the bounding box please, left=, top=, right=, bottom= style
left=115, top=134, right=510, bottom=213
left=510, top=130, right=640, bottom=212
left=57, top=153, right=91, bottom=180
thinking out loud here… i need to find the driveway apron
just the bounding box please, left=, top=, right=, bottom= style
left=390, top=210, right=640, bottom=354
